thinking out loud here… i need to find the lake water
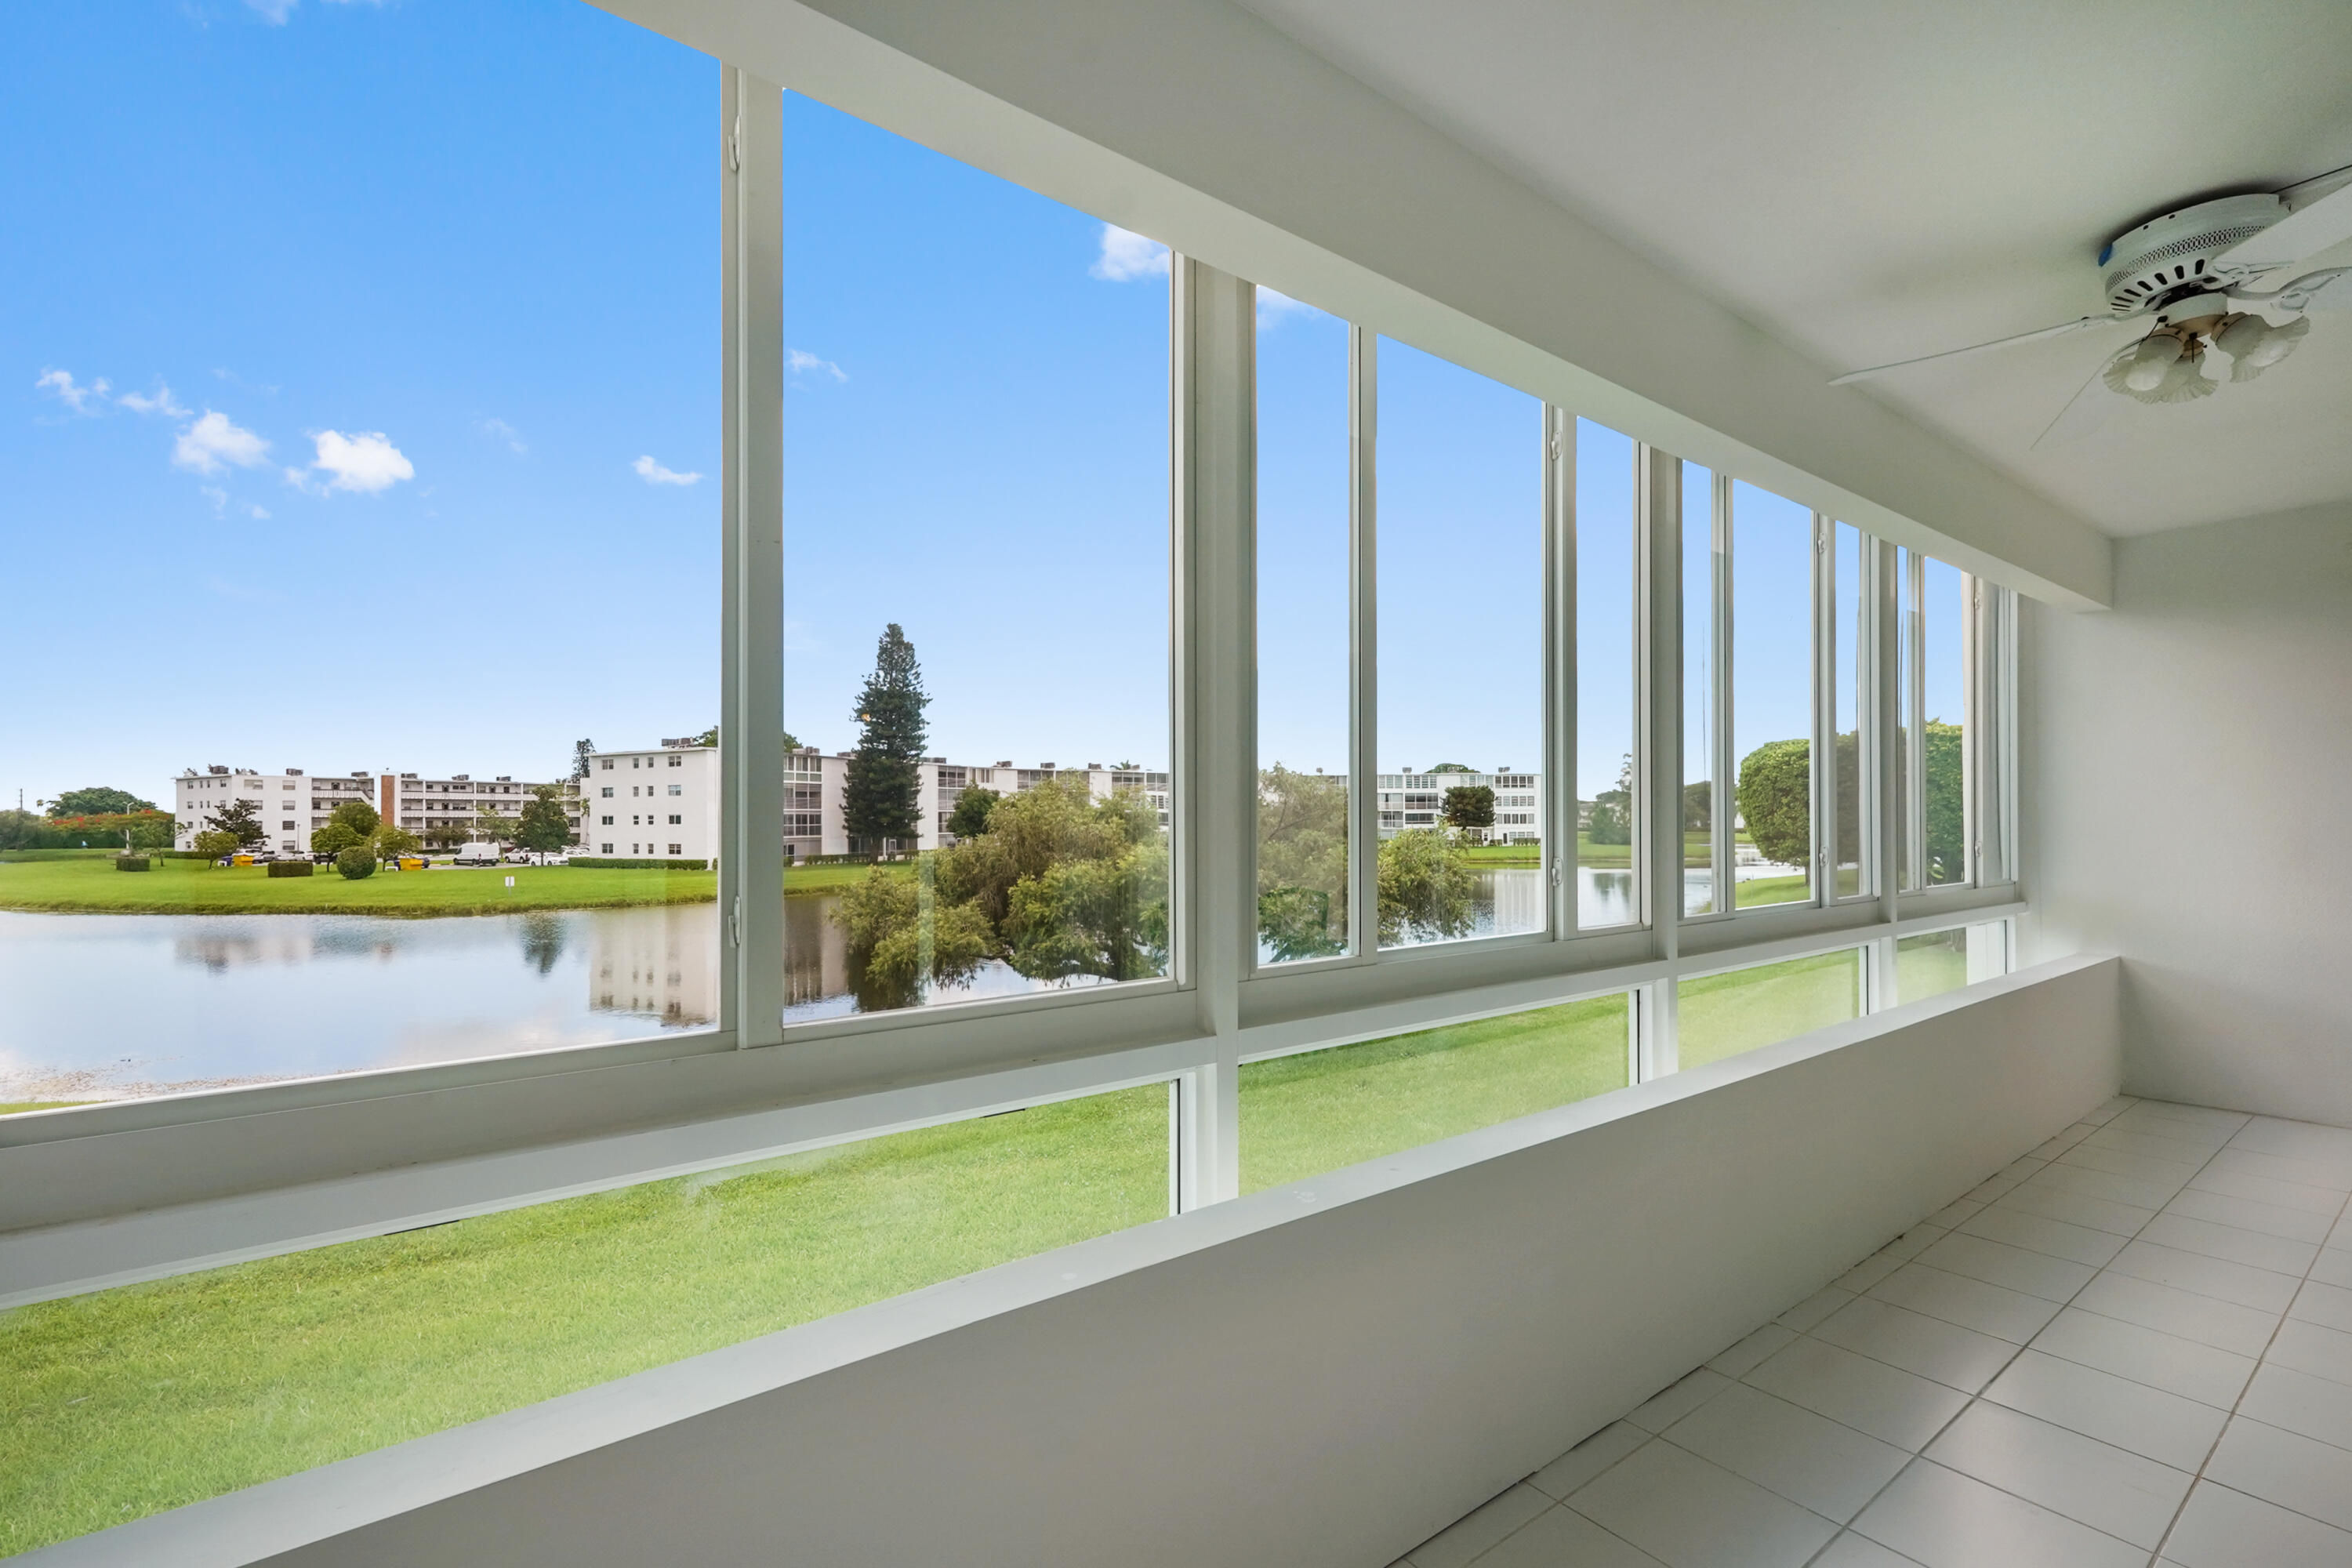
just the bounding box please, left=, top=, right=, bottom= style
left=0, top=865, right=1797, bottom=1102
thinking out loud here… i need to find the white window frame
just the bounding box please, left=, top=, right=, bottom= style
left=0, top=43, right=2030, bottom=1302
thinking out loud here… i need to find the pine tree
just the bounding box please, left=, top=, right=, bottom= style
left=842, top=623, right=930, bottom=849
left=572, top=739, right=597, bottom=781
left=211, top=796, right=270, bottom=851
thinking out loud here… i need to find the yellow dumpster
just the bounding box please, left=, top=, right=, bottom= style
left=231, top=854, right=255, bottom=866
left=398, top=857, right=426, bottom=871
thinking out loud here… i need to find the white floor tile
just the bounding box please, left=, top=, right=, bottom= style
left=2311, top=1249, right=2352, bottom=1289
left=2336, top=1210, right=2352, bottom=1250
left=2203, top=1415, right=2352, bottom=1533
left=1867, top=1261, right=2064, bottom=1344
left=2082, top=1124, right=2224, bottom=1165
left=2103, top=1238, right=2303, bottom=1312
left=1922, top=1198, right=1984, bottom=1231
left=2175, top=1177, right=2342, bottom=1230
left=2288, top=1279, right=2352, bottom=1335
left=1992, top=1182, right=2156, bottom=1238
left=1959, top=1205, right=2129, bottom=1267
left=1743, top=1336, right=1970, bottom=1452
left=2028, top=1130, right=2092, bottom=1162
left=1835, top=1251, right=1909, bottom=1297
left=1565, top=1439, right=1836, bottom=1568
left=2122, top=1101, right=2246, bottom=1134
left=2136, top=1211, right=2320, bottom=1276
left=1778, top=1285, right=1857, bottom=1333
left=2207, top=1146, right=2352, bottom=1195
left=1811, top=1534, right=1922, bottom=1567
left=2058, top=1142, right=2205, bottom=1189
left=1704, top=1323, right=1797, bottom=1380
left=2237, top=1361, right=2352, bottom=1454
left=2072, top=1271, right=2284, bottom=1357
left=1962, top=1171, right=2024, bottom=1206
left=2230, top=1118, right=2352, bottom=1164
left=2162, top=1479, right=2352, bottom=1568
left=1813, top=1296, right=2019, bottom=1392
left=1849, top=1458, right=2144, bottom=1568
left=1915, top=1231, right=2098, bottom=1302
left=1660, top=1382, right=1907, bottom=1523
left=2263, top=1317, right=2352, bottom=1390
left=1623, top=1367, right=1731, bottom=1433
left=1468, top=1504, right=1669, bottom=1568
left=1922, top=1399, right=2191, bottom=1548
left=2021, top=1160, right=2183, bottom=1213
left=2189, top=1164, right=2350, bottom=1215
left=1529, top=1423, right=1652, bottom=1502
left=1983, top=1347, right=2229, bottom=1471
left=2086, top=1095, right=2138, bottom=1123
left=2029, top=1306, right=2257, bottom=1409
left=1409, top=1483, right=1555, bottom=1568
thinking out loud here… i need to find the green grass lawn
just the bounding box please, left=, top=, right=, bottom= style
left=1239, top=995, right=1630, bottom=1195
left=0, top=1102, right=81, bottom=1117
left=1896, top=938, right=1968, bottom=1004
left=1675, top=949, right=1862, bottom=1071
left=0, top=1086, right=1167, bottom=1557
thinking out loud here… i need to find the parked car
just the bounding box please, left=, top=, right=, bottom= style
left=514, top=850, right=569, bottom=866
left=451, top=843, right=503, bottom=868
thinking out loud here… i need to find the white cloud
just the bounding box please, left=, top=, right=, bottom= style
left=1091, top=224, right=1171, bottom=282
left=633, top=455, right=702, bottom=487
left=119, top=381, right=191, bottom=418
left=788, top=348, right=848, bottom=383
left=36, top=368, right=110, bottom=413
left=200, top=485, right=229, bottom=516
left=245, top=0, right=296, bottom=20
left=477, top=416, right=527, bottom=453
left=249, top=503, right=271, bottom=519
left=173, top=410, right=270, bottom=474
left=309, top=430, right=414, bottom=493
left=1256, top=288, right=1326, bottom=328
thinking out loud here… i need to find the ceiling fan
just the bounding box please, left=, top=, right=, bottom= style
left=1832, top=165, right=2352, bottom=445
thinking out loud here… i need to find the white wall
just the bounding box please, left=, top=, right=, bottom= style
left=2023, top=501, right=2352, bottom=1124
left=38, top=957, right=2118, bottom=1568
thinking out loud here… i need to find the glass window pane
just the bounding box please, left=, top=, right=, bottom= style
left=1675, top=949, right=1862, bottom=1071
left=1924, top=559, right=1969, bottom=886
left=1255, top=295, right=1351, bottom=964
left=1896, top=928, right=1968, bottom=1003
left=0, top=4, right=712, bottom=1106
left=779, top=95, right=1171, bottom=1021
left=1834, top=523, right=1865, bottom=898
left=1374, top=338, right=1543, bottom=948
left=1896, top=547, right=1918, bottom=892
left=1239, top=994, right=1631, bottom=1193
left=1682, top=463, right=1718, bottom=915
left=0, top=1084, right=1172, bottom=1554
left=1730, top=481, right=1813, bottom=909
left=1576, top=419, right=1639, bottom=931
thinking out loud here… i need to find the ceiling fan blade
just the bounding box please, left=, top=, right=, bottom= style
left=2029, top=348, right=2129, bottom=452
left=1831, top=315, right=2129, bottom=385
left=2216, top=176, right=2352, bottom=272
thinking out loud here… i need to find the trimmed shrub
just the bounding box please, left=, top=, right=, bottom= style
left=114, top=857, right=151, bottom=873
left=565, top=857, right=710, bottom=871
left=335, top=848, right=378, bottom=880
left=267, top=860, right=314, bottom=878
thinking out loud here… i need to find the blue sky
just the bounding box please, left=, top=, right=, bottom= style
left=2, top=0, right=1962, bottom=814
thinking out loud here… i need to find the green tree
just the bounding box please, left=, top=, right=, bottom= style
left=1587, top=753, right=1633, bottom=845
left=51, top=786, right=157, bottom=817
left=1441, top=784, right=1496, bottom=837
left=833, top=866, right=993, bottom=1011
left=1922, top=720, right=1965, bottom=883
left=1734, top=731, right=1866, bottom=871
left=192, top=829, right=238, bottom=860
left=841, top=623, right=930, bottom=849
left=211, top=797, right=269, bottom=851
left=514, top=786, right=575, bottom=855
left=1376, top=829, right=1476, bottom=944
left=945, top=786, right=1001, bottom=840
left=310, top=820, right=367, bottom=858
left=328, top=799, right=381, bottom=837
left=1256, top=766, right=1348, bottom=960
left=372, top=824, right=423, bottom=864
left=126, top=815, right=176, bottom=851
left=572, top=739, right=597, bottom=782
left=1425, top=762, right=1473, bottom=774
left=1682, top=780, right=1713, bottom=832
left=470, top=804, right=517, bottom=847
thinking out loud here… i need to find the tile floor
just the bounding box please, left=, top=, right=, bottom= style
left=1391, top=1096, right=2352, bottom=1568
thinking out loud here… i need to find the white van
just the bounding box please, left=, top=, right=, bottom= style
left=451, top=842, right=503, bottom=867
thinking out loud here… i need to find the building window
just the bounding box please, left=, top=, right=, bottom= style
left=667, top=784, right=682, bottom=796
left=1577, top=416, right=1640, bottom=932
left=1726, top=480, right=1816, bottom=910
left=668, top=815, right=681, bottom=826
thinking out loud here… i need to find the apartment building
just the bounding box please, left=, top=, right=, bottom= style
left=583, top=743, right=1171, bottom=861
left=173, top=766, right=580, bottom=854
left=1374, top=768, right=1542, bottom=843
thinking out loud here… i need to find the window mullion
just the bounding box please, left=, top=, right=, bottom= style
left=1639, top=445, right=1682, bottom=1072
left=720, top=64, right=785, bottom=1048
left=1347, top=325, right=1380, bottom=960
left=1544, top=405, right=1576, bottom=938
left=1904, top=551, right=1929, bottom=891
left=1810, top=512, right=1833, bottom=906
left=1711, top=470, right=1734, bottom=916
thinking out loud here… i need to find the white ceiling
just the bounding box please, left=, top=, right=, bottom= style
left=1232, top=0, right=2352, bottom=535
